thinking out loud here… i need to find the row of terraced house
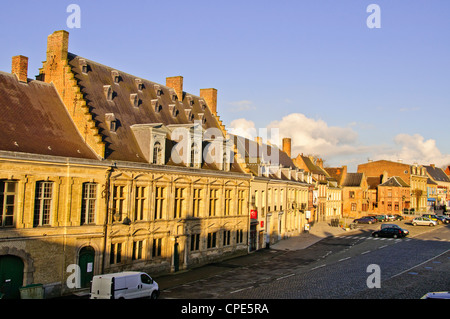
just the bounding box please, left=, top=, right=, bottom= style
left=0, top=30, right=449, bottom=298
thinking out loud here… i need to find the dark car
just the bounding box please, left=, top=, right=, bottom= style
left=354, top=217, right=375, bottom=224
left=372, top=227, right=408, bottom=238
left=393, top=214, right=404, bottom=221
left=436, top=215, right=450, bottom=224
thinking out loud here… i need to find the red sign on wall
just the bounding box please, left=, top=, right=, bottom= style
left=250, top=209, right=258, bottom=219
left=260, top=221, right=264, bottom=228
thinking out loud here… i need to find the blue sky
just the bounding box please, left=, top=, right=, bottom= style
left=1, top=0, right=450, bottom=170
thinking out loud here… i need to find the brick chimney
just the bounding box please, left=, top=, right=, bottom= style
left=200, top=88, right=217, bottom=114
left=46, top=30, right=69, bottom=62
left=12, top=55, right=29, bottom=82
left=166, top=76, right=184, bottom=101
left=282, top=137, right=291, bottom=157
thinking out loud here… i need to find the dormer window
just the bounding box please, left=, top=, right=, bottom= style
left=169, top=104, right=178, bottom=117
left=111, top=70, right=120, bottom=84
left=151, top=99, right=161, bottom=113
left=199, top=100, right=206, bottom=110
left=130, top=93, right=139, bottom=107
left=154, top=85, right=162, bottom=96
left=103, top=85, right=113, bottom=101
left=153, top=142, right=162, bottom=164
left=79, top=59, right=88, bottom=74
left=105, top=113, right=117, bottom=132
left=184, top=109, right=193, bottom=121
left=135, top=79, right=144, bottom=91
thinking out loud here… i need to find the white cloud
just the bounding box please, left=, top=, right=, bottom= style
left=227, top=100, right=256, bottom=112
left=374, top=133, right=450, bottom=167
left=227, top=114, right=450, bottom=170
left=267, top=113, right=365, bottom=158
left=228, top=118, right=257, bottom=140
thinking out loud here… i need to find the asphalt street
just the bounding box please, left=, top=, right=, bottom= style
left=159, top=221, right=450, bottom=299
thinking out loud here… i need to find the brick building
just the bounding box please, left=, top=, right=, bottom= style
left=357, top=160, right=428, bottom=213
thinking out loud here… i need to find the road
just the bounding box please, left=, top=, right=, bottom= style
left=160, top=221, right=450, bottom=299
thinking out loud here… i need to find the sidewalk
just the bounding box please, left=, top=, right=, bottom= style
left=155, top=221, right=354, bottom=291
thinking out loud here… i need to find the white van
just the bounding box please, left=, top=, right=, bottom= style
left=90, top=271, right=159, bottom=299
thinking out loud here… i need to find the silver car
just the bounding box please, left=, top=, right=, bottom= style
left=412, top=217, right=437, bottom=227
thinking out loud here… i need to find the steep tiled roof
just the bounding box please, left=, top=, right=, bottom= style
left=0, top=71, right=98, bottom=160
left=424, top=165, right=450, bottom=183
left=66, top=54, right=244, bottom=173
left=379, top=176, right=409, bottom=187
left=341, top=173, right=363, bottom=187
left=232, top=134, right=296, bottom=169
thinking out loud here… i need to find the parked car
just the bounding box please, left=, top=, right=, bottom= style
left=422, top=214, right=442, bottom=224
left=421, top=291, right=450, bottom=299
left=372, top=227, right=408, bottom=238
left=437, top=215, right=450, bottom=224
left=362, top=216, right=378, bottom=223
left=412, top=217, right=437, bottom=227
left=380, top=224, right=409, bottom=236
left=385, top=214, right=396, bottom=221
left=373, top=215, right=387, bottom=222
left=354, top=217, right=375, bottom=224
left=90, top=271, right=159, bottom=299
left=393, top=214, right=404, bottom=221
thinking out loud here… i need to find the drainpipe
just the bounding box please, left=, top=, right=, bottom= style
left=101, top=165, right=115, bottom=274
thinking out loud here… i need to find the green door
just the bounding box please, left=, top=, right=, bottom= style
left=79, top=247, right=95, bottom=288
left=0, top=255, right=24, bottom=299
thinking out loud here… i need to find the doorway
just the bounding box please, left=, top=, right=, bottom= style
left=78, top=246, right=95, bottom=288
left=0, top=255, right=24, bottom=299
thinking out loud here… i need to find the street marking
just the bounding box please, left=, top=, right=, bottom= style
left=311, top=264, right=326, bottom=270
left=338, top=257, right=351, bottom=262
left=390, top=249, right=450, bottom=279
left=277, top=273, right=295, bottom=281
left=362, top=250, right=371, bottom=255
left=379, top=245, right=388, bottom=249
left=230, top=286, right=254, bottom=294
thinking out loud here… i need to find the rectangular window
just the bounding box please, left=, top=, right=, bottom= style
left=349, top=191, right=355, bottom=199
left=224, top=189, right=232, bottom=216
left=394, top=202, right=399, bottom=211
left=134, top=186, right=146, bottom=221
left=34, top=181, right=53, bottom=227
left=236, top=229, right=244, bottom=244
left=0, top=181, right=17, bottom=227
left=154, top=186, right=165, bottom=219
left=237, top=190, right=245, bottom=215
left=132, top=240, right=143, bottom=260
left=112, top=185, right=125, bottom=222
left=209, top=189, right=218, bottom=217
left=223, top=230, right=231, bottom=246
left=81, top=183, right=97, bottom=225
left=110, top=242, right=122, bottom=264
left=207, top=232, right=217, bottom=249
left=152, top=238, right=162, bottom=257
left=192, top=188, right=201, bottom=217
left=174, top=187, right=184, bottom=219
left=190, top=233, right=200, bottom=251
left=351, top=203, right=357, bottom=211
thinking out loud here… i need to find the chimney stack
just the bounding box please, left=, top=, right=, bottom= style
left=200, top=88, right=217, bottom=114
left=12, top=55, right=28, bottom=82
left=282, top=137, right=291, bottom=157
left=46, top=30, right=69, bottom=62
left=166, top=76, right=184, bottom=101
